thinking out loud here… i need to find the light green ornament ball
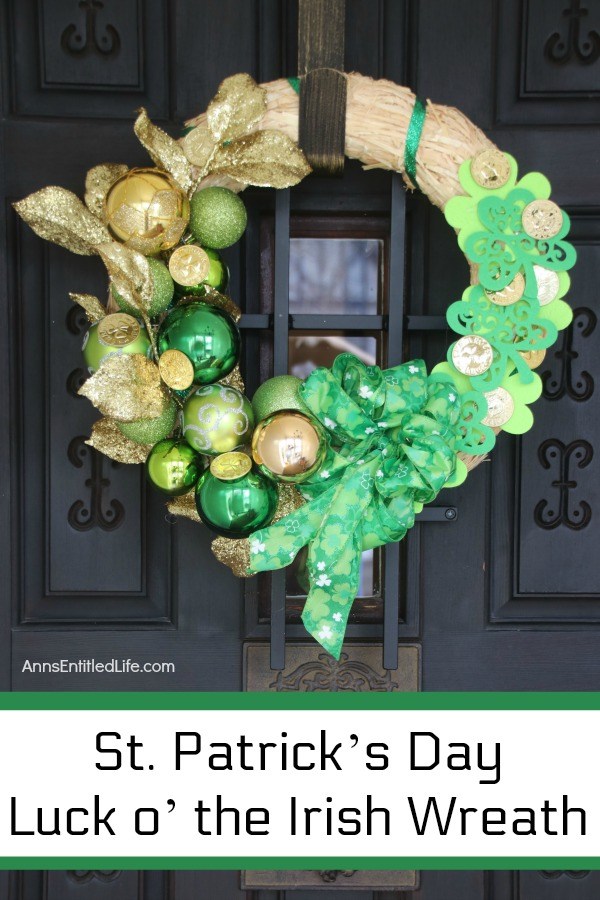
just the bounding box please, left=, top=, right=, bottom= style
left=112, top=258, right=175, bottom=318
left=189, top=187, right=247, bottom=250
left=117, top=398, right=179, bottom=445
left=252, top=375, right=309, bottom=422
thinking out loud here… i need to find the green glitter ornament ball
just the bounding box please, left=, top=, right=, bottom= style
left=157, top=301, right=240, bottom=385
left=195, top=466, right=277, bottom=538
left=112, top=257, right=175, bottom=318
left=146, top=438, right=202, bottom=496
left=117, top=398, right=178, bottom=445
left=252, top=375, right=309, bottom=422
left=189, top=187, right=247, bottom=250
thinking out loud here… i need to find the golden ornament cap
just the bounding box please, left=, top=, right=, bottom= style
left=485, top=272, right=525, bottom=306
left=470, top=149, right=511, bottom=190
left=451, top=335, right=494, bottom=376
left=97, top=313, right=140, bottom=348
left=533, top=264, right=560, bottom=306
left=168, top=244, right=211, bottom=286
left=520, top=348, right=546, bottom=370
left=483, top=387, right=515, bottom=427
left=210, top=451, right=252, bottom=481
left=521, top=199, right=563, bottom=240
left=158, top=348, right=195, bottom=390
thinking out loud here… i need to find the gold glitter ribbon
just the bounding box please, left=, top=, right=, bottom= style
left=134, top=109, right=195, bottom=195
left=86, top=418, right=152, bottom=464
left=167, top=490, right=201, bottom=523
left=79, top=354, right=169, bottom=422
left=13, top=187, right=111, bottom=255
left=69, top=292, right=106, bottom=324
left=209, top=131, right=311, bottom=188
left=202, top=287, right=241, bottom=324
left=207, top=73, right=267, bottom=142
left=84, top=164, right=129, bottom=220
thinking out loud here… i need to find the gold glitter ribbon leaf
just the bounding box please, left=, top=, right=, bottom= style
left=211, top=483, right=305, bottom=577
left=219, top=363, right=245, bottom=393
left=79, top=354, right=169, bottom=422
left=13, top=187, right=111, bottom=256
left=69, top=292, right=106, bottom=324
left=168, top=490, right=201, bottom=523
left=97, top=242, right=152, bottom=314
left=84, top=163, right=129, bottom=221
left=207, top=74, right=267, bottom=142
left=134, top=109, right=195, bottom=195
left=209, top=131, right=311, bottom=188
left=86, top=418, right=152, bottom=464
left=202, top=286, right=241, bottom=323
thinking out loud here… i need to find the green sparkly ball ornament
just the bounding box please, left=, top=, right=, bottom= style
left=157, top=301, right=240, bottom=385
left=111, top=257, right=174, bottom=318
left=189, top=187, right=247, bottom=250
left=117, top=398, right=178, bottom=445
left=173, top=246, right=230, bottom=298
left=182, top=384, right=254, bottom=455
left=82, top=313, right=151, bottom=374
left=252, top=375, right=309, bottom=422
left=146, top=438, right=202, bottom=496
left=195, top=465, right=277, bottom=538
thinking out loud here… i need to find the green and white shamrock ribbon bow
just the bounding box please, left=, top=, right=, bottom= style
left=248, top=353, right=462, bottom=659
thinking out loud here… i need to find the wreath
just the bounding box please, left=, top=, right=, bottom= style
left=15, top=74, right=576, bottom=660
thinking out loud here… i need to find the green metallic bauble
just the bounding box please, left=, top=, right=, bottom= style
left=182, top=384, right=254, bottom=455
left=157, top=301, right=240, bottom=385
left=189, top=187, right=247, bottom=250
left=117, top=398, right=179, bottom=445
left=195, top=466, right=277, bottom=538
left=146, top=438, right=202, bottom=496
left=82, top=313, right=151, bottom=374
left=252, top=375, right=309, bottom=422
left=173, top=247, right=230, bottom=298
left=112, top=258, right=174, bottom=318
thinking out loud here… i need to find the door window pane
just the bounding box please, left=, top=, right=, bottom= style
left=289, top=238, right=382, bottom=314
left=289, top=333, right=378, bottom=379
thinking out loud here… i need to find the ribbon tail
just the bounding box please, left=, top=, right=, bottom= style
left=247, top=489, right=333, bottom=574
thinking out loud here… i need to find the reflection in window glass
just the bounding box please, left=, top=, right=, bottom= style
left=289, top=333, right=377, bottom=380
left=289, top=238, right=381, bottom=314
left=286, top=547, right=376, bottom=599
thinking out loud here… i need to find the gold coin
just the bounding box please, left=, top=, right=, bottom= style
left=168, top=245, right=210, bottom=286
left=158, top=349, right=194, bottom=390
left=470, top=149, right=511, bottom=190
left=520, top=348, right=546, bottom=370
left=97, top=313, right=140, bottom=347
left=521, top=200, right=563, bottom=240
left=483, top=387, right=515, bottom=427
left=451, top=335, right=494, bottom=376
left=485, top=272, right=525, bottom=306
left=210, top=451, right=252, bottom=481
left=533, top=264, right=560, bottom=306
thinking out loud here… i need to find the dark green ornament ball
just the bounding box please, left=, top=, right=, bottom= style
left=195, top=467, right=277, bottom=538
left=189, top=187, right=247, bottom=250
left=112, top=257, right=175, bottom=318
left=157, top=301, right=240, bottom=385
left=146, top=438, right=202, bottom=496
left=252, top=375, right=309, bottom=422
left=173, top=246, right=230, bottom=298
left=117, top=398, right=178, bottom=445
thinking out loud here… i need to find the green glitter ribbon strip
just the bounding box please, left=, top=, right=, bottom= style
left=404, top=95, right=427, bottom=189
left=248, top=354, right=462, bottom=660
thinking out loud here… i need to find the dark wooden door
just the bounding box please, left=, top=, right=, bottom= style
left=2, top=0, right=600, bottom=897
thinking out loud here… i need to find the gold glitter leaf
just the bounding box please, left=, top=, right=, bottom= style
left=207, top=73, right=267, bottom=143
left=219, top=363, right=245, bottom=393
left=97, top=242, right=152, bottom=314
left=202, top=286, right=241, bottom=323
left=134, top=108, right=194, bottom=195
left=69, top=292, right=106, bottom=324
left=84, top=163, right=129, bottom=220
left=86, top=418, right=152, bottom=464
left=181, top=122, right=216, bottom=170
left=209, top=131, right=311, bottom=188
left=79, top=354, right=169, bottom=422
left=168, top=490, right=202, bottom=523
left=13, top=187, right=111, bottom=255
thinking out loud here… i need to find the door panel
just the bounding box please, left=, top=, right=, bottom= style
left=2, top=0, right=599, bottom=897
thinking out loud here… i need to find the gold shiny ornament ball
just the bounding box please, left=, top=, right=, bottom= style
left=470, top=149, right=511, bottom=190
left=251, top=411, right=326, bottom=483
left=105, top=167, right=190, bottom=249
